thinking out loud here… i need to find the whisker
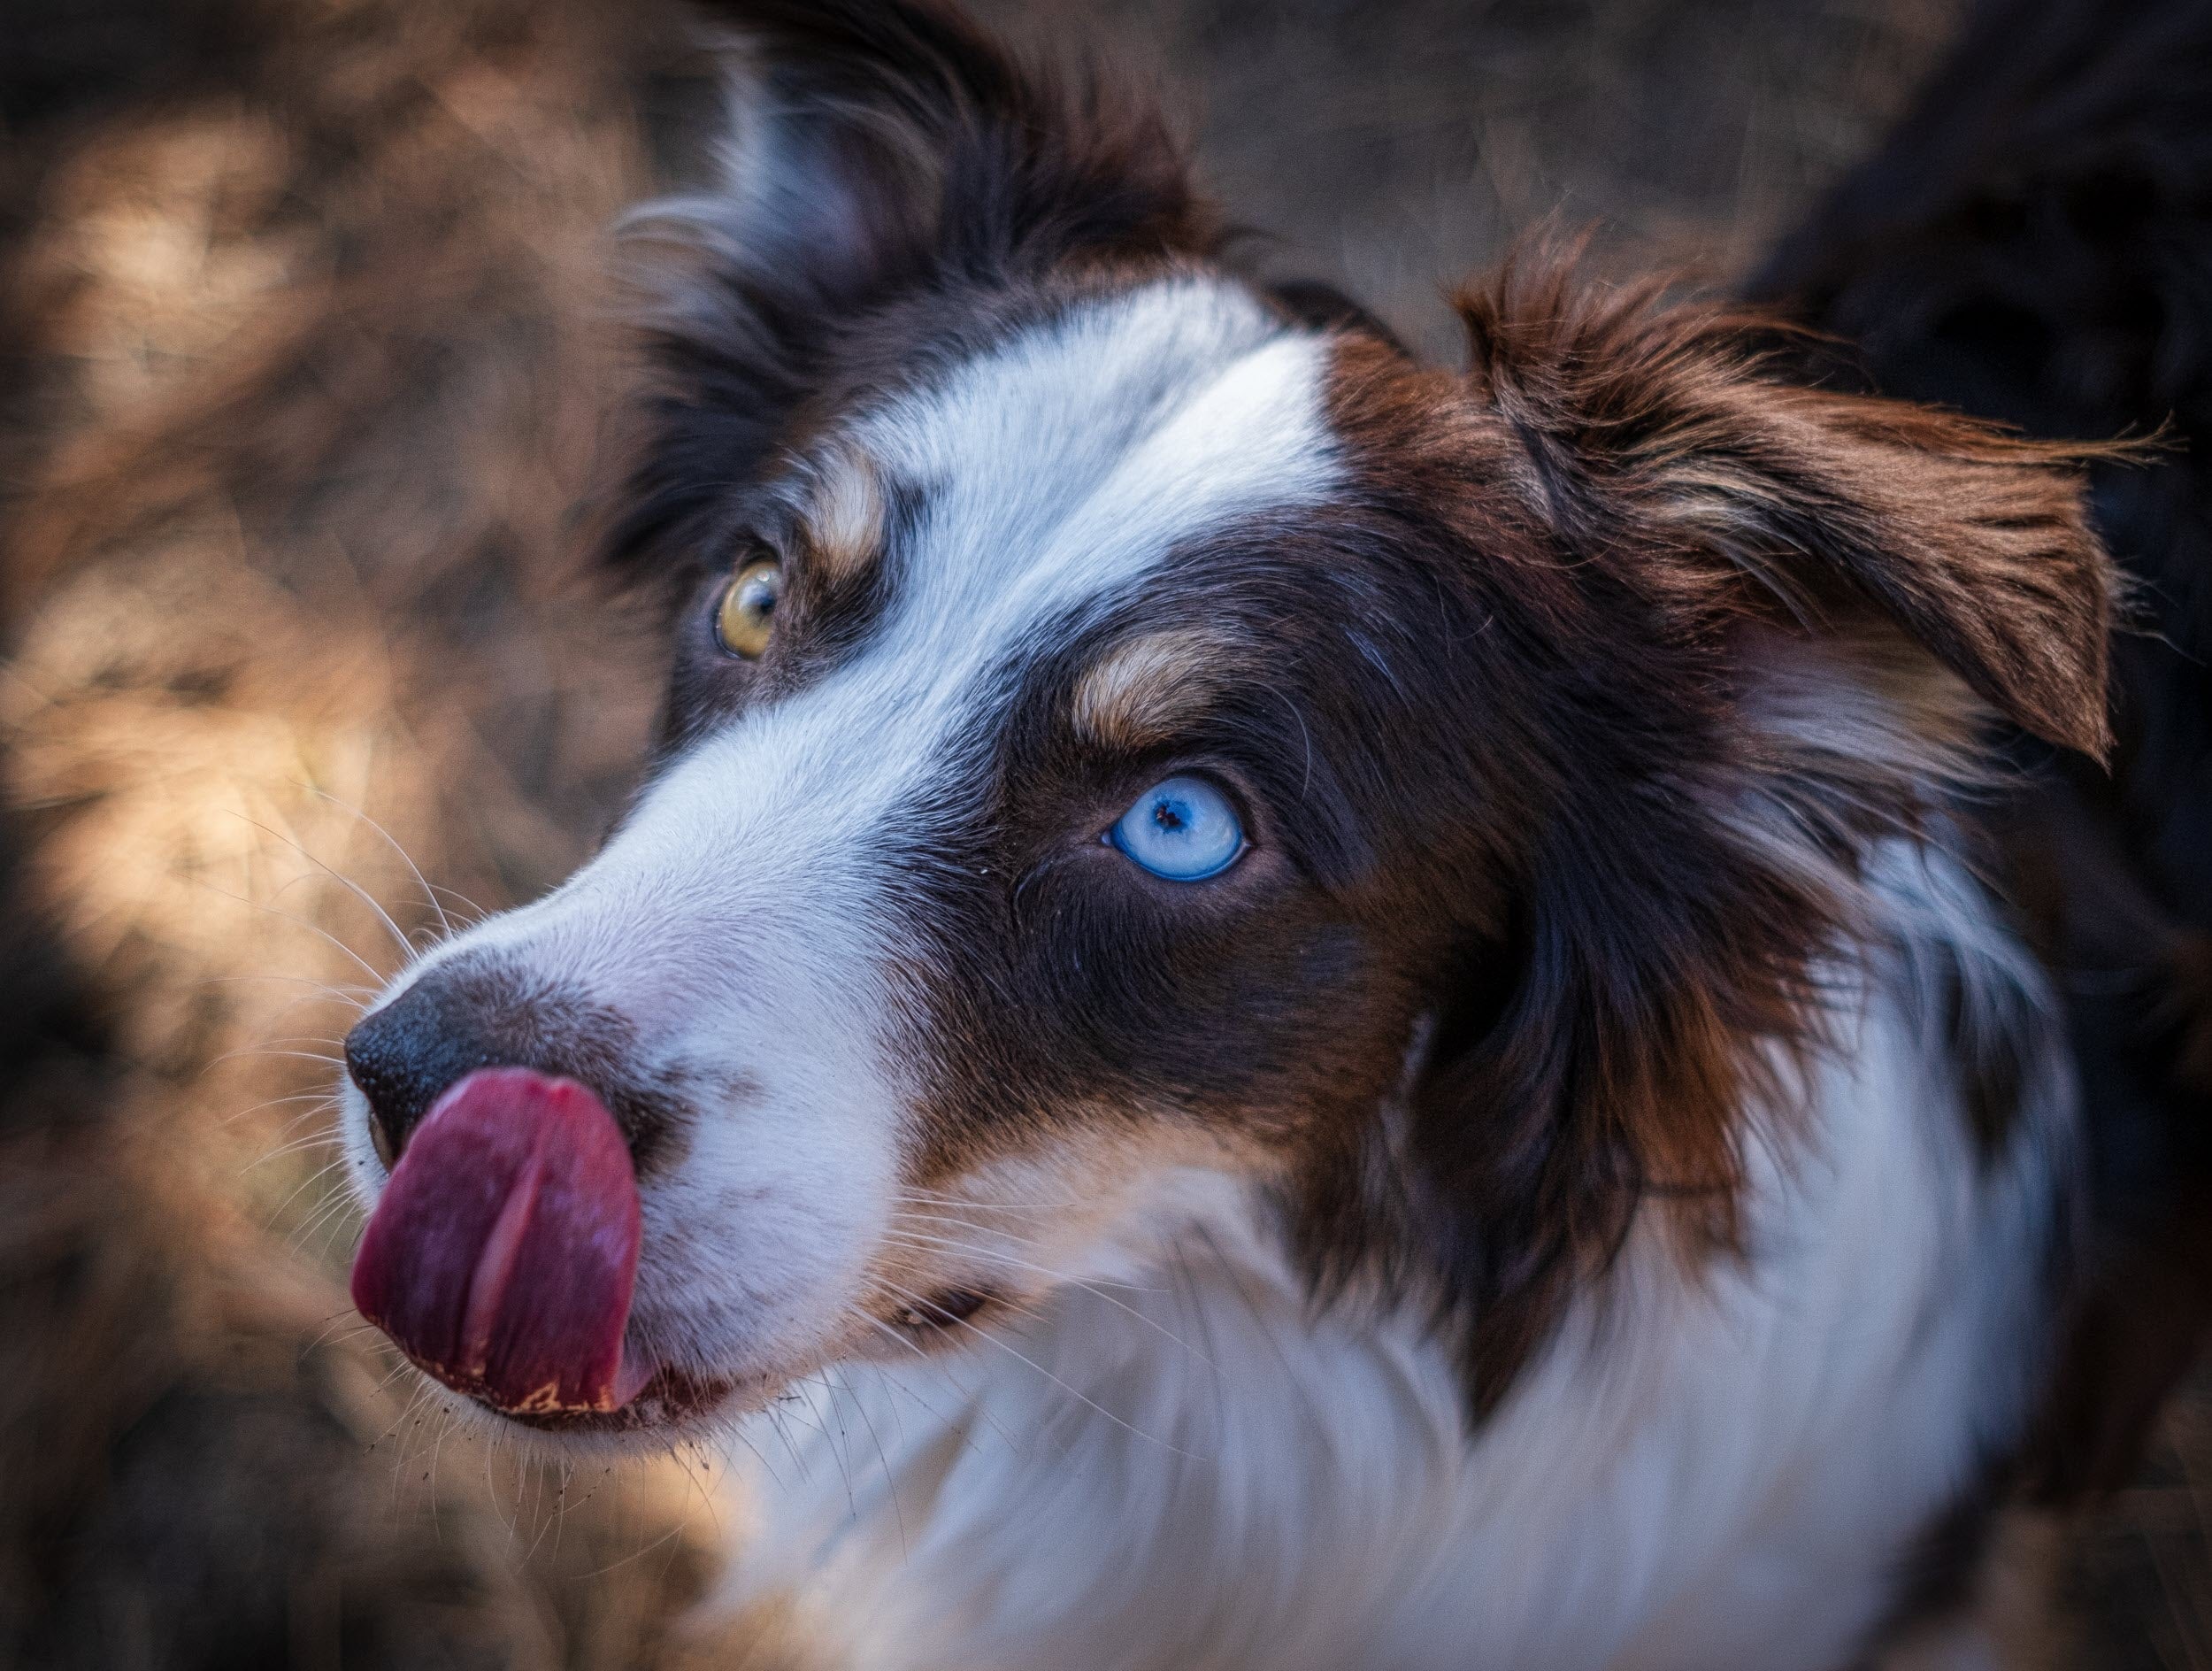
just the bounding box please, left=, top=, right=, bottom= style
left=305, top=787, right=464, bottom=938
left=265, top=1154, right=355, bottom=1230
left=247, top=1130, right=342, bottom=1171
left=196, top=880, right=387, bottom=982
left=841, top=1307, right=1023, bottom=1453
left=313, top=1196, right=365, bottom=1260
left=889, top=1187, right=1080, bottom=1213
left=811, top=1361, right=908, bottom=1547
left=268, top=1105, right=342, bottom=1143
left=564, top=1515, right=692, bottom=1582
left=879, top=1224, right=1158, bottom=1298
left=879, top=1228, right=1206, bottom=1366
left=784, top=1377, right=858, bottom=1518
left=221, top=1089, right=342, bottom=1128
left=202, top=972, right=374, bottom=1001
left=847, top=1305, right=932, bottom=1361
left=880, top=1218, right=1153, bottom=1281
left=204, top=1046, right=346, bottom=1076
left=378, top=1376, right=437, bottom=1464
left=227, top=990, right=370, bottom=1041
left=232, top=812, right=418, bottom=958
left=290, top=1175, right=367, bottom=1250
left=869, top=1276, right=1192, bottom=1458
left=885, top=1208, right=1154, bottom=1281
left=304, top=1309, right=376, bottom=1353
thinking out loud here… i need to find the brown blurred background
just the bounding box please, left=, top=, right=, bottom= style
left=0, top=1, right=2203, bottom=1667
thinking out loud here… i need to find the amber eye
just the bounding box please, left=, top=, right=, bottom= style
left=715, top=558, right=784, bottom=658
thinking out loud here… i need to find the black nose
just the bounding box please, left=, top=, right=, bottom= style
left=344, top=966, right=513, bottom=1167
left=346, top=960, right=675, bottom=1171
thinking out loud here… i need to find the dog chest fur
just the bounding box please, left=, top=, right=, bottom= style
left=718, top=843, right=2071, bottom=1671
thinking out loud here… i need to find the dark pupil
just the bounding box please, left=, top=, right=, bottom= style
left=1151, top=799, right=1187, bottom=834
left=746, top=577, right=778, bottom=617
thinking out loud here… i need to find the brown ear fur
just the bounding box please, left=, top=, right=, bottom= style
left=1457, top=258, right=2120, bottom=758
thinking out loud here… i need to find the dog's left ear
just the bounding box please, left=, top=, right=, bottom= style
left=1459, top=261, right=2120, bottom=758
left=607, top=0, right=1213, bottom=589
left=1362, top=262, right=2121, bottom=1419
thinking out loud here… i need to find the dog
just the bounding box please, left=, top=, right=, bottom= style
left=336, top=2, right=2212, bottom=1665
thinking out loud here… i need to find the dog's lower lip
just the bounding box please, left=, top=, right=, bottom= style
left=495, top=1359, right=749, bottom=1435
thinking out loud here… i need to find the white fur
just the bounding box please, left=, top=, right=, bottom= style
left=711, top=842, right=2074, bottom=1670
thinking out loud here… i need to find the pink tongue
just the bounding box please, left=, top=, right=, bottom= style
left=350, top=1067, right=644, bottom=1415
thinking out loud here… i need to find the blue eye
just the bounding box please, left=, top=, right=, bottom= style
left=1109, top=774, right=1245, bottom=882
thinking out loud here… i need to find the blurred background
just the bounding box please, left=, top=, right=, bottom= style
left=0, top=0, right=2204, bottom=1666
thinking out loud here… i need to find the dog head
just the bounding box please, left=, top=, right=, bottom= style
left=339, top=0, right=2116, bottom=1440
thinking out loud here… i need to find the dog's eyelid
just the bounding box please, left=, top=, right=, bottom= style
left=1082, top=757, right=1274, bottom=851
left=723, top=527, right=792, bottom=573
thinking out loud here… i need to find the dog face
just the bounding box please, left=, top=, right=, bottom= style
left=341, top=0, right=2115, bottom=1440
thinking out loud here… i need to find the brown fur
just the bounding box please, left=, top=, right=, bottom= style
left=1456, top=257, right=2118, bottom=759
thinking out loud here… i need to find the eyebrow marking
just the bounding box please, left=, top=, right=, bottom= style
left=796, top=449, right=887, bottom=587
left=1071, top=628, right=1250, bottom=750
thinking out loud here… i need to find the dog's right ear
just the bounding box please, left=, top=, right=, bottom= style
left=605, top=0, right=1215, bottom=589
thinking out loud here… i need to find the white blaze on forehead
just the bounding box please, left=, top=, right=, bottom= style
left=859, top=276, right=1338, bottom=650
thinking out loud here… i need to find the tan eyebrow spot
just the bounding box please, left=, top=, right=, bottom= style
left=1071, top=628, right=1248, bottom=750
left=797, top=450, right=887, bottom=586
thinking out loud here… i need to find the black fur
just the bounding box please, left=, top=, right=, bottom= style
left=1755, top=0, right=2212, bottom=1500
left=606, top=0, right=1218, bottom=598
